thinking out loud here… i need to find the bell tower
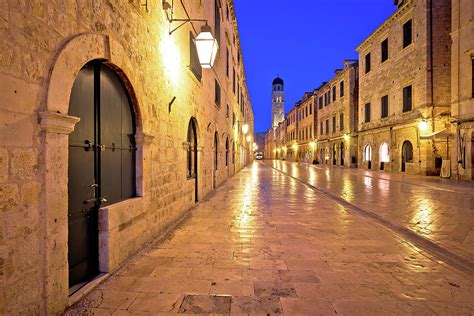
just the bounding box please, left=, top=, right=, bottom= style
left=272, top=77, right=285, bottom=128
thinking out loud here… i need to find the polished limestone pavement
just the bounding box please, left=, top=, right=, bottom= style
left=67, top=162, right=474, bottom=315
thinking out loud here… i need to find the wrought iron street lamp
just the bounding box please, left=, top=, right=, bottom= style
left=194, top=24, right=218, bottom=68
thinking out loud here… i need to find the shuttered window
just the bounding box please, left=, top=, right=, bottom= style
left=381, top=38, right=389, bottom=62
left=403, top=20, right=412, bottom=48
left=365, top=53, right=371, bottom=73
left=381, top=95, right=389, bottom=118
left=364, top=103, right=371, bottom=123
left=403, top=85, right=412, bottom=112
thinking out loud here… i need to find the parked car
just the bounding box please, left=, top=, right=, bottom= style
left=255, top=152, right=264, bottom=160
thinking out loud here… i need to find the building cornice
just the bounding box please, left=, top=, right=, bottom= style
left=356, top=0, right=413, bottom=52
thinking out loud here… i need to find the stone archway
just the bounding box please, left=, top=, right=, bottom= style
left=38, top=33, right=152, bottom=314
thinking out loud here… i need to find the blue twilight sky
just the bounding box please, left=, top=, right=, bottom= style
left=233, top=0, right=397, bottom=133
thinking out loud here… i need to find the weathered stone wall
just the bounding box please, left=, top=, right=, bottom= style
left=0, top=0, right=253, bottom=314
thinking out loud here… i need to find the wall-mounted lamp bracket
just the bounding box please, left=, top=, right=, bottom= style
left=141, top=0, right=149, bottom=13
left=169, top=96, right=176, bottom=113
left=163, top=0, right=208, bottom=35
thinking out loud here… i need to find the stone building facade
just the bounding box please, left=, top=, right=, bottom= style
left=283, top=107, right=298, bottom=161
left=315, top=61, right=359, bottom=167
left=0, top=0, right=253, bottom=314
left=356, top=0, right=451, bottom=175
left=450, top=0, right=474, bottom=180
left=295, top=92, right=317, bottom=163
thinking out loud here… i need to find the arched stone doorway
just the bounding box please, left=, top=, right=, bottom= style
left=401, top=140, right=413, bottom=172
left=68, top=61, right=137, bottom=291
left=340, top=142, right=345, bottom=166
left=364, top=144, right=372, bottom=169
left=380, top=143, right=389, bottom=171
left=187, top=118, right=198, bottom=202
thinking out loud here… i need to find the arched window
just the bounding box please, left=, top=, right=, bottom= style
left=380, top=143, right=390, bottom=163
left=187, top=119, right=197, bottom=178
left=225, top=137, right=229, bottom=166
left=214, top=132, right=218, bottom=171
left=364, top=144, right=372, bottom=162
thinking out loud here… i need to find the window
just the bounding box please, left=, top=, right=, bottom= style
left=365, top=53, right=371, bottom=73
left=364, top=103, right=371, bottom=123
left=226, top=47, right=229, bottom=78
left=403, top=85, right=412, bottom=112
left=332, top=116, right=336, bottom=133
left=325, top=119, right=329, bottom=134
left=309, top=103, right=312, bottom=115
left=215, top=79, right=221, bottom=106
left=328, top=90, right=331, bottom=104
left=226, top=104, right=229, bottom=118
left=232, top=67, right=236, bottom=94
left=381, top=38, right=389, bottom=62
left=332, top=86, right=336, bottom=102
left=225, top=138, right=229, bottom=166
left=340, top=113, right=344, bottom=131
left=189, top=32, right=202, bottom=81
left=340, top=81, right=344, bottom=97
left=319, top=96, right=323, bottom=109
left=381, top=95, right=389, bottom=118
left=403, top=19, right=412, bottom=48
left=214, top=0, right=221, bottom=46
left=226, top=4, right=229, bottom=21
left=232, top=112, right=236, bottom=127
left=310, top=127, right=312, bottom=138
left=320, top=122, right=323, bottom=135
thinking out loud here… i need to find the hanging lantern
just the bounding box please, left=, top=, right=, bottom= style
left=194, top=24, right=218, bottom=68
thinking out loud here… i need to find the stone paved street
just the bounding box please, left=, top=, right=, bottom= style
left=68, top=162, right=474, bottom=315
left=270, top=160, right=474, bottom=265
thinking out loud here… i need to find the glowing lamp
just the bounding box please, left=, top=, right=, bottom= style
left=292, top=143, right=298, bottom=151
left=194, top=24, right=218, bottom=68
left=246, top=135, right=252, bottom=143
left=418, top=120, right=429, bottom=132
left=343, top=134, right=350, bottom=141
left=310, top=141, right=316, bottom=149
left=242, top=123, right=249, bottom=135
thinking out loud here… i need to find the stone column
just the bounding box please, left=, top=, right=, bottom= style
left=39, top=111, right=80, bottom=315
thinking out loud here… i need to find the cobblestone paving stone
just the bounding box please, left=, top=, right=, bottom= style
left=270, top=160, right=474, bottom=264
left=67, top=162, right=474, bottom=315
